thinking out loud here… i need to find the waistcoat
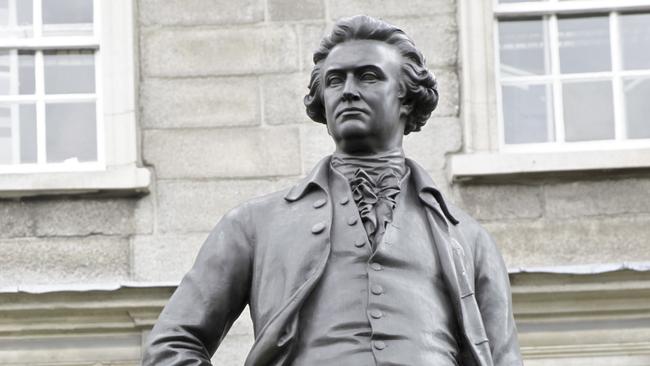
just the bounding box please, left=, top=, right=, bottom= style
left=291, top=165, right=460, bottom=366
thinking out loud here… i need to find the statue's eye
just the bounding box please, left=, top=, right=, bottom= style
left=360, top=72, right=378, bottom=82
left=327, top=75, right=343, bottom=86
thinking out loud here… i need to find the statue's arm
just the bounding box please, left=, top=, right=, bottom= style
left=142, top=205, right=253, bottom=366
left=473, top=228, right=523, bottom=366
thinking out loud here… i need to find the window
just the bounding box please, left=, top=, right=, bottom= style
left=452, top=0, right=650, bottom=179
left=0, top=0, right=150, bottom=196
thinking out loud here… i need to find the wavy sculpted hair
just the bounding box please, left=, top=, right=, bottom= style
left=303, top=15, right=438, bottom=135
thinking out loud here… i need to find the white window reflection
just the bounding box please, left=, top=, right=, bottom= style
left=45, top=102, right=96, bottom=163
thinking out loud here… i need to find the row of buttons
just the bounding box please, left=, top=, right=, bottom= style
left=310, top=196, right=357, bottom=235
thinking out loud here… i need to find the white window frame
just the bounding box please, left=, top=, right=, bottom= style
left=451, top=0, right=650, bottom=180
left=0, top=0, right=150, bottom=197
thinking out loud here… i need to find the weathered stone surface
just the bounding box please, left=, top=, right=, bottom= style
left=262, top=73, right=311, bottom=125
left=544, top=178, right=650, bottom=218
left=141, top=77, right=260, bottom=129
left=143, top=127, right=301, bottom=179
left=0, top=236, right=129, bottom=287
left=329, top=0, right=456, bottom=19
left=212, top=333, right=254, bottom=365
left=139, top=0, right=264, bottom=26
left=458, top=184, right=543, bottom=221
left=31, top=199, right=136, bottom=237
left=157, top=178, right=295, bottom=234
left=142, top=26, right=299, bottom=77
left=134, top=189, right=155, bottom=235
left=393, top=16, right=459, bottom=68
left=268, top=0, right=324, bottom=21
left=299, top=22, right=328, bottom=71
left=131, top=233, right=208, bottom=282
left=0, top=200, right=33, bottom=237
left=300, top=123, right=335, bottom=174
left=433, top=68, right=460, bottom=117
left=403, top=117, right=461, bottom=171
left=484, top=215, right=650, bottom=268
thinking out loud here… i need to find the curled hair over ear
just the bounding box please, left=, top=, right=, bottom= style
left=304, top=15, right=438, bottom=135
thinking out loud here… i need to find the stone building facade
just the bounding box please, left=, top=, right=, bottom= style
left=1, top=0, right=649, bottom=365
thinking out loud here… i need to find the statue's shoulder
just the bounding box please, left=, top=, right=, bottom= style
left=446, top=202, right=500, bottom=253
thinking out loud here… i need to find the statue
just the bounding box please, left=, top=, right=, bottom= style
left=143, top=15, right=522, bottom=366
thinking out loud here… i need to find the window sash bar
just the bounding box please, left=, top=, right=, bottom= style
left=610, top=12, right=627, bottom=141
left=549, top=15, right=565, bottom=144
left=500, top=69, right=650, bottom=84
left=495, top=0, right=650, bottom=18
left=0, top=37, right=100, bottom=50
left=34, top=50, right=45, bottom=164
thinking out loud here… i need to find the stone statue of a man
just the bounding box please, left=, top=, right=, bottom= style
left=144, top=15, right=522, bottom=366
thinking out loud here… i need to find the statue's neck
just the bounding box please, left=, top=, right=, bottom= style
left=331, top=147, right=406, bottom=181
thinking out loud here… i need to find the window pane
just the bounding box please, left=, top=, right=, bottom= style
left=0, top=50, right=35, bottom=95
left=0, top=103, right=36, bottom=165
left=502, top=83, right=555, bottom=144
left=563, top=80, right=614, bottom=141
left=44, top=50, right=95, bottom=94
left=558, top=16, right=611, bottom=73
left=624, top=77, right=650, bottom=139
left=499, top=0, right=547, bottom=3
left=620, top=13, right=650, bottom=70
left=42, top=0, right=93, bottom=36
left=0, top=0, right=33, bottom=38
left=45, top=102, right=97, bottom=163
left=499, top=19, right=549, bottom=77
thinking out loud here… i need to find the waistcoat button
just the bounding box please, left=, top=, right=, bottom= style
left=312, top=199, right=327, bottom=208
left=370, top=309, right=383, bottom=319
left=347, top=216, right=358, bottom=226
left=373, top=340, right=386, bottom=350
left=370, top=262, right=382, bottom=271
left=354, top=239, right=365, bottom=248
left=340, top=196, right=350, bottom=205
left=311, top=223, right=326, bottom=234
left=371, top=285, right=384, bottom=295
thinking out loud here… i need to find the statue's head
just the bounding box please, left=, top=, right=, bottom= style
left=304, top=15, right=438, bottom=153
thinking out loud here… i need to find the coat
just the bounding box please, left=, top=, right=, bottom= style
left=143, top=156, right=522, bottom=366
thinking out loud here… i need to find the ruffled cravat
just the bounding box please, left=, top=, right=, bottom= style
left=331, top=149, right=406, bottom=248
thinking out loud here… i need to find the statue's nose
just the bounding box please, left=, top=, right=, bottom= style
left=342, top=79, right=360, bottom=101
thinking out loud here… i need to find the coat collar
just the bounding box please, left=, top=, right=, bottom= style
left=284, top=155, right=459, bottom=225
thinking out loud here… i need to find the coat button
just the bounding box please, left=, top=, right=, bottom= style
left=312, top=198, right=327, bottom=208
left=340, top=196, right=350, bottom=205
left=371, top=285, right=383, bottom=295
left=311, top=223, right=326, bottom=234
left=354, top=239, right=365, bottom=248
left=370, top=309, right=383, bottom=319
left=373, top=340, right=386, bottom=350
left=370, top=262, right=382, bottom=271
left=347, top=216, right=358, bottom=226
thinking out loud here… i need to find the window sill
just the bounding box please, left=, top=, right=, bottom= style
left=450, top=148, right=650, bottom=182
left=0, top=165, right=151, bottom=198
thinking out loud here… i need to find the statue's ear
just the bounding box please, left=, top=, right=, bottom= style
left=400, top=100, right=413, bottom=117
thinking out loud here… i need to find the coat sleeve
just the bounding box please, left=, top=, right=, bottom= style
left=142, top=205, right=254, bottom=366
left=473, top=227, right=523, bottom=366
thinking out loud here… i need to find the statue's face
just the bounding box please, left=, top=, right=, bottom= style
left=321, top=40, right=406, bottom=154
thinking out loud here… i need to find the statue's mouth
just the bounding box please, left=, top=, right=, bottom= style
left=336, top=107, right=368, bottom=118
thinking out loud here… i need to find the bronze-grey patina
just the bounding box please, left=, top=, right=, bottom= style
left=143, top=15, right=522, bottom=366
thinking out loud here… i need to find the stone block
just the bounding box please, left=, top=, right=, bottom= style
left=262, top=73, right=311, bottom=125
left=432, top=68, right=459, bottom=117
left=544, top=178, right=650, bottom=218
left=484, top=215, right=650, bottom=269
left=403, top=117, right=461, bottom=172
left=141, top=77, right=260, bottom=129
left=139, top=0, right=264, bottom=26
left=31, top=199, right=136, bottom=237
left=458, top=184, right=543, bottom=221
left=0, top=200, right=34, bottom=238
left=156, top=178, right=295, bottom=234
left=300, top=123, right=335, bottom=174
left=394, top=15, right=459, bottom=68
left=142, top=26, right=299, bottom=77
left=143, top=127, right=301, bottom=179
left=268, top=0, right=324, bottom=21
left=299, top=22, right=329, bottom=71
left=212, top=333, right=254, bottom=365
left=131, top=233, right=208, bottom=282
left=329, top=0, right=456, bottom=22
left=0, top=236, right=129, bottom=287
